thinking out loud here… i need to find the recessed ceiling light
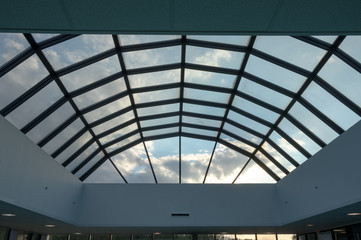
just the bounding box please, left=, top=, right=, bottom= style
left=74, top=233, right=82, bottom=235
left=153, top=233, right=161, bottom=235
left=347, top=213, right=361, bottom=216
left=306, top=224, right=314, bottom=227
left=1, top=213, right=16, bottom=217
left=44, top=225, right=56, bottom=228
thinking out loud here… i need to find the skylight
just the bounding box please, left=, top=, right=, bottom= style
left=0, top=34, right=360, bottom=184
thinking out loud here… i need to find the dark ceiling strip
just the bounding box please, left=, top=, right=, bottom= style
left=1, top=75, right=53, bottom=116
left=62, top=138, right=96, bottom=167
left=102, top=129, right=140, bottom=149
left=298, top=97, right=344, bottom=134
left=24, top=33, right=128, bottom=183
left=251, top=48, right=310, bottom=78
left=69, top=71, right=124, bottom=98
left=186, top=38, right=248, bottom=52
left=37, top=34, right=79, bottom=50
left=275, top=127, right=312, bottom=159
left=126, top=63, right=181, bottom=76
left=131, top=82, right=181, bottom=94
left=0, top=47, right=34, bottom=78
left=79, top=155, right=108, bottom=181
left=313, top=76, right=361, bottom=117
left=21, top=96, right=67, bottom=134
left=225, top=118, right=265, bottom=139
left=183, top=82, right=233, bottom=94
left=72, top=148, right=102, bottom=175
left=229, top=106, right=274, bottom=128
left=217, top=139, right=252, bottom=158
left=178, top=36, right=186, bottom=184
left=142, top=122, right=179, bottom=132
left=258, top=148, right=289, bottom=175
left=185, top=62, right=239, bottom=76
left=236, top=91, right=284, bottom=115
left=120, top=38, right=182, bottom=52
left=56, top=48, right=117, bottom=77
left=181, top=132, right=217, bottom=142
left=233, top=35, right=346, bottom=184
left=285, top=113, right=327, bottom=148
left=142, top=132, right=180, bottom=142
left=37, top=113, right=78, bottom=147
left=182, top=111, right=224, bottom=122
left=87, top=106, right=133, bottom=129
left=138, top=111, right=180, bottom=121
left=106, top=138, right=144, bottom=158
left=136, top=98, right=179, bottom=109
left=181, top=122, right=219, bottom=132
left=111, top=35, right=158, bottom=183
left=79, top=91, right=129, bottom=115
left=221, top=129, right=259, bottom=149
left=183, top=98, right=228, bottom=109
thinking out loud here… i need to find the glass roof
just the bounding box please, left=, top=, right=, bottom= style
left=0, top=33, right=360, bottom=184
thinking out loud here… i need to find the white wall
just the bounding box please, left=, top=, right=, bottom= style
left=78, top=184, right=280, bottom=227
left=277, top=120, right=361, bottom=224
left=0, top=116, right=82, bottom=224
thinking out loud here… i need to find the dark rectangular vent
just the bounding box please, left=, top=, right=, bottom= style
left=171, top=213, right=190, bottom=216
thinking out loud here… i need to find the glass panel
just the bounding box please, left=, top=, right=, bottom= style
left=184, top=88, right=231, bottom=104
left=112, top=143, right=155, bottom=183
left=42, top=118, right=85, bottom=155
left=339, top=36, right=361, bottom=63
left=44, top=34, right=114, bottom=70
left=185, top=69, right=237, bottom=89
left=133, top=88, right=179, bottom=104
left=142, top=126, right=178, bottom=138
left=318, top=231, right=333, bottom=240
left=198, top=235, right=214, bottom=240
left=55, top=131, right=93, bottom=164
left=83, top=160, right=125, bottom=183
left=60, top=55, right=121, bottom=92
left=319, top=55, right=361, bottom=107
left=255, top=151, right=286, bottom=179
left=262, top=141, right=296, bottom=172
left=333, top=229, right=348, bottom=240
left=306, top=234, right=317, bottom=240
left=236, top=235, right=256, bottom=240
left=277, top=235, right=296, bottom=240
left=254, top=36, right=326, bottom=70
left=245, top=55, right=306, bottom=93
left=205, top=143, right=248, bottom=183
left=257, top=235, right=276, bottom=240
left=65, top=142, right=99, bottom=171
left=0, top=33, right=29, bottom=66
left=289, top=102, right=338, bottom=144
left=279, top=118, right=321, bottom=155
left=154, top=234, right=173, bottom=240
left=49, top=235, right=68, bottom=240
left=74, top=151, right=105, bottom=178
left=303, top=82, right=360, bottom=130
left=145, top=137, right=179, bottom=183
left=232, top=96, right=280, bottom=124
left=119, top=35, right=179, bottom=45
left=99, top=123, right=138, bottom=145
left=133, top=235, right=152, bottom=240
left=181, top=137, right=214, bottom=183
left=123, top=46, right=181, bottom=69
left=313, top=36, right=337, bottom=44
left=6, top=81, right=63, bottom=129
left=84, top=96, right=132, bottom=124
left=269, top=132, right=307, bottom=164
left=223, top=122, right=262, bottom=145
left=227, top=110, right=270, bottom=135
left=182, top=126, right=218, bottom=138
left=238, top=78, right=292, bottom=110
left=215, top=235, right=235, bottom=240
left=105, top=133, right=140, bottom=153
left=69, top=235, right=89, bottom=240
left=234, top=159, right=277, bottom=183
left=0, top=55, right=49, bottom=110
left=220, top=133, right=255, bottom=153
left=112, top=235, right=132, bottom=240
left=174, top=235, right=192, bottom=240
left=73, top=78, right=127, bottom=110
left=92, top=110, right=135, bottom=135
left=186, top=46, right=244, bottom=69
left=137, top=103, right=179, bottom=117
left=32, top=33, right=58, bottom=42
left=141, top=116, right=179, bottom=128
left=183, top=116, right=222, bottom=128
left=129, top=69, right=180, bottom=89
left=183, top=103, right=225, bottom=117
left=92, top=235, right=111, bottom=240
left=188, top=35, right=250, bottom=46
left=26, top=102, right=75, bottom=144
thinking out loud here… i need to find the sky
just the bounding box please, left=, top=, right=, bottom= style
left=0, top=33, right=360, bottom=184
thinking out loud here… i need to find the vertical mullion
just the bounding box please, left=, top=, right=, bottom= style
left=179, top=35, right=186, bottom=183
